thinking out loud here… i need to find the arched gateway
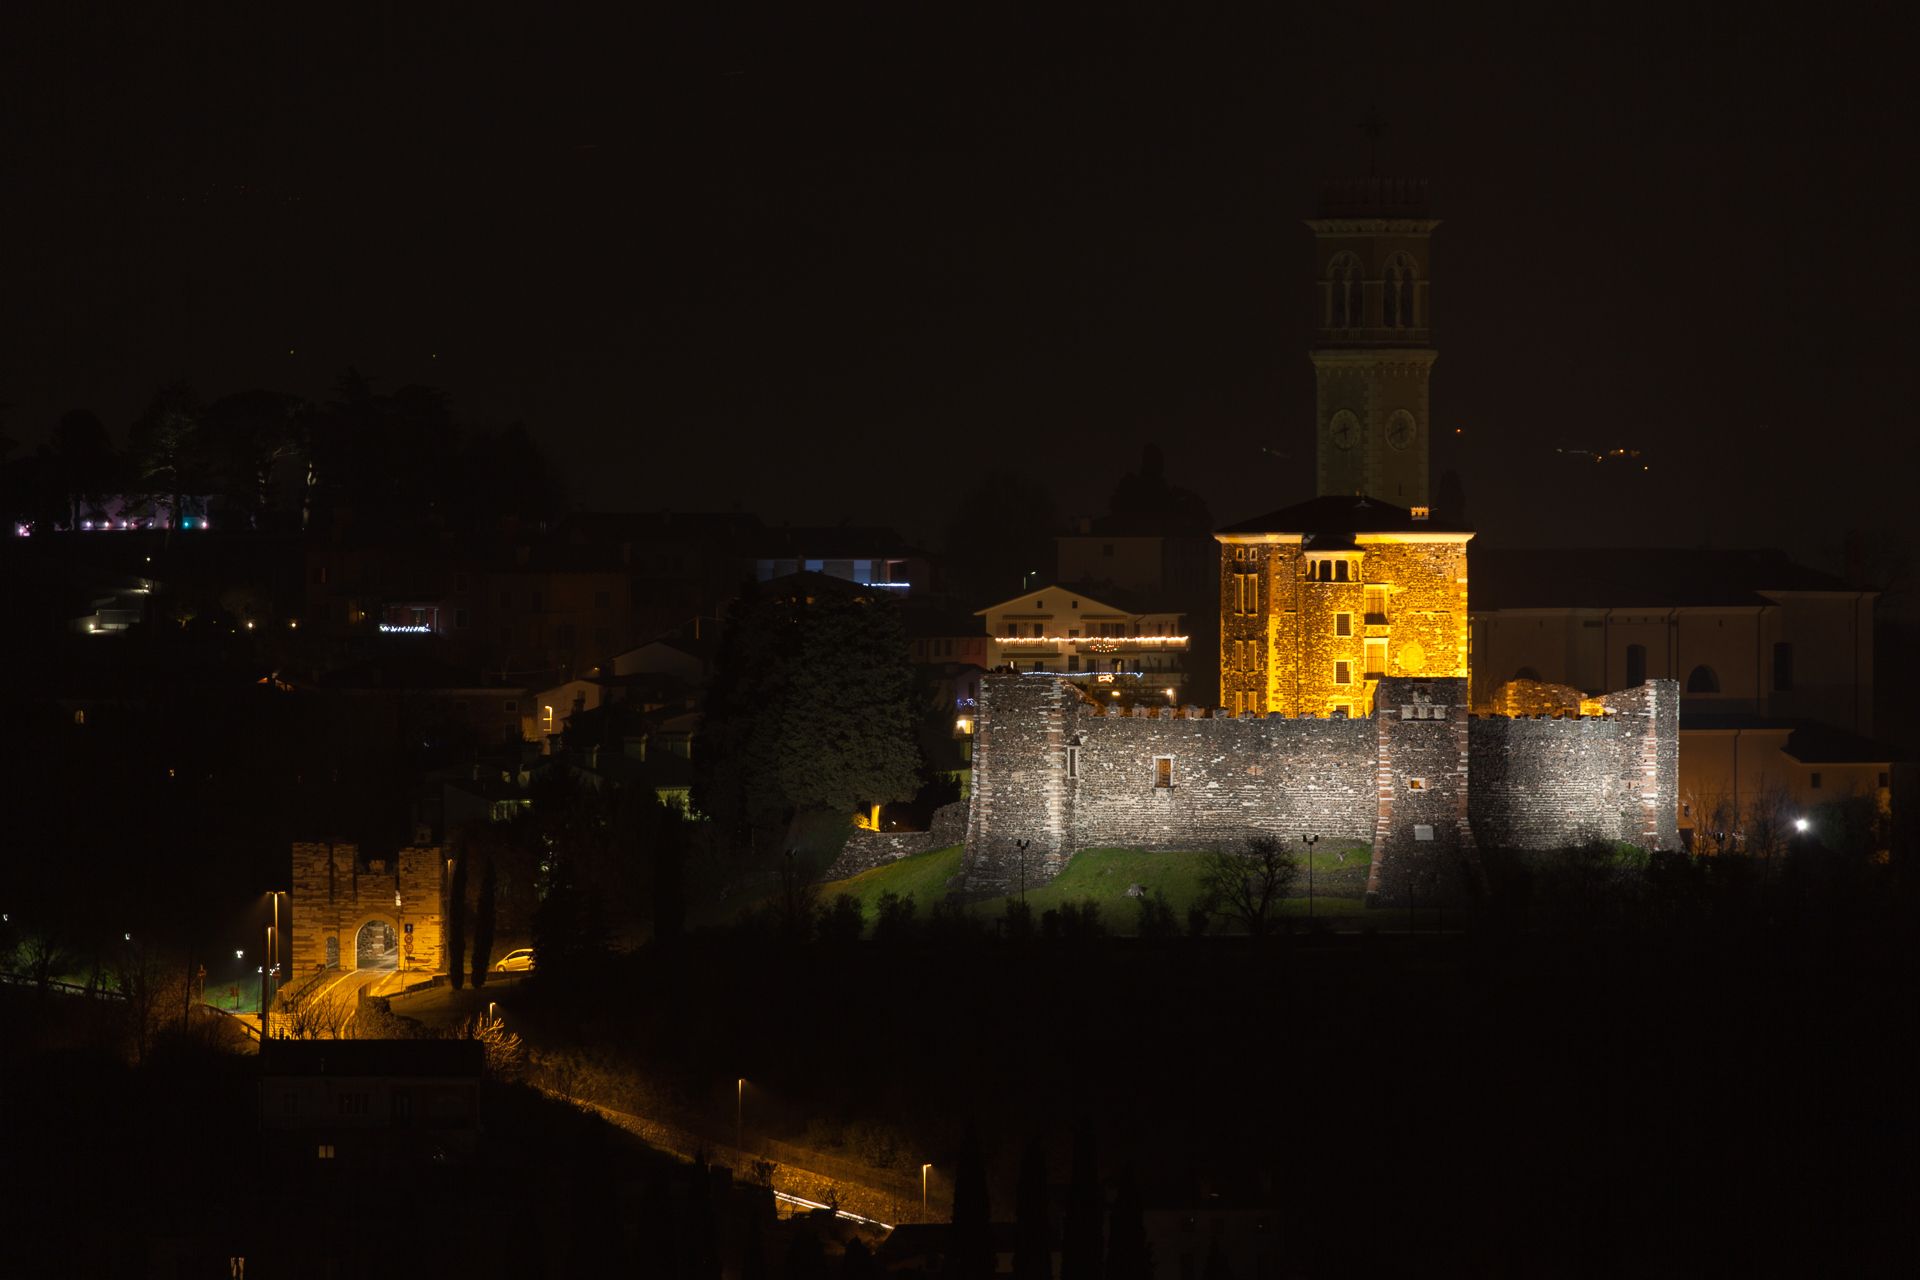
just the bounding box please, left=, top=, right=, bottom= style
left=289, top=841, right=447, bottom=976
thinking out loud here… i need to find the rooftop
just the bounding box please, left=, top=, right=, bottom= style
left=1471, top=547, right=1858, bottom=611
left=1217, top=495, right=1469, bottom=539
left=260, top=1038, right=484, bottom=1078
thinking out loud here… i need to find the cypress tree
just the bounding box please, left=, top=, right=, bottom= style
left=1013, top=1136, right=1053, bottom=1280
left=471, top=846, right=497, bottom=986
left=445, top=840, right=469, bottom=989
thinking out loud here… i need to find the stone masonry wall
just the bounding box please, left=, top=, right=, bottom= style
left=1466, top=679, right=1680, bottom=853
left=824, top=801, right=970, bottom=880
left=1367, top=677, right=1475, bottom=906
left=290, top=842, right=448, bottom=977
left=961, top=674, right=1374, bottom=895
left=961, top=674, right=1679, bottom=899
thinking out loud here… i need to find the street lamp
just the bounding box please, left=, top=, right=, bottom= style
left=922, top=1163, right=932, bottom=1214
left=1300, top=834, right=1321, bottom=919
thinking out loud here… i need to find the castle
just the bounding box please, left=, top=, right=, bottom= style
left=957, top=180, right=1681, bottom=902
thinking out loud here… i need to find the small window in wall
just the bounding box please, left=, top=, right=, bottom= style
left=1330, top=702, right=1353, bottom=719
left=1335, top=612, right=1353, bottom=637
left=1334, top=660, right=1352, bottom=685
left=73, top=709, right=85, bottom=726
left=317, top=1144, right=335, bottom=1160
left=1005, top=623, right=1018, bottom=636
left=1067, top=746, right=1080, bottom=779
left=1067, top=655, right=1080, bottom=672
left=1153, top=757, right=1173, bottom=789
left=1773, top=642, right=1794, bottom=692
left=1626, top=643, right=1647, bottom=687
left=1364, top=586, right=1388, bottom=620
left=1880, top=771, right=1891, bottom=788
left=1365, top=638, right=1388, bottom=677
left=1407, top=777, right=1427, bottom=791
left=1686, top=665, right=1720, bottom=694
left=1809, top=772, right=1822, bottom=789
left=1335, top=560, right=1350, bottom=582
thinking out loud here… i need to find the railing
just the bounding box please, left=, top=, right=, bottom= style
left=205, top=1003, right=263, bottom=1042
left=0, top=971, right=127, bottom=1000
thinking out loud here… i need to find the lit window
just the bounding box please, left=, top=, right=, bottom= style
left=1334, top=661, right=1352, bottom=685
left=1335, top=613, right=1352, bottom=637
left=1408, top=777, right=1426, bottom=791
left=541, top=705, right=555, bottom=730
left=317, top=1143, right=335, bottom=1160
left=73, top=709, right=86, bottom=726
left=1153, top=757, right=1173, bottom=789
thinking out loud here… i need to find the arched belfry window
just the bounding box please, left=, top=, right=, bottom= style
left=1328, top=253, right=1362, bottom=328
left=1384, top=252, right=1417, bottom=328
left=1686, top=665, right=1721, bottom=694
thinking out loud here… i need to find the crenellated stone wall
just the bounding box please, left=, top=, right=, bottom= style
left=959, top=673, right=1680, bottom=902
left=289, top=842, right=448, bottom=976
left=1467, top=680, right=1679, bottom=855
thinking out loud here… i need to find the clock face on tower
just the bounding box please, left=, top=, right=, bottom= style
left=1385, top=410, right=1416, bottom=451
left=1329, top=409, right=1360, bottom=450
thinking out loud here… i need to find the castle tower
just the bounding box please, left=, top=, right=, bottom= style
left=1308, top=179, right=1437, bottom=506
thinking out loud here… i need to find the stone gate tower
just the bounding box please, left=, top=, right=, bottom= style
left=1310, top=178, right=1436, bottom=506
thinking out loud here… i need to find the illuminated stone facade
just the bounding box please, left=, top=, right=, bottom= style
left=289, top=841, right=448, bottom=977
left=1217, top=497, right=1470, bottom=719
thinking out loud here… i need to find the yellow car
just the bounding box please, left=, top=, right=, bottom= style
left=492, top=948, right=535, bottom=973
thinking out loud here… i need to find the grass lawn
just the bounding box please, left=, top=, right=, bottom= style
left=821, top=845, right=966, bottom=915
left=818, top=843, right=1457, bottom=935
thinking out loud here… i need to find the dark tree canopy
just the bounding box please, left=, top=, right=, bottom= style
left=695, top=581, right=923, bottom=857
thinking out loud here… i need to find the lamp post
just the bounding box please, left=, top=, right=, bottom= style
left=922, top=1162, right=932, bottom=1215
left=1301, top=834, right=1321, bottom=919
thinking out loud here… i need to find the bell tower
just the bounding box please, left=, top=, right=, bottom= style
left=1308, top=178, right=1437, bottom=506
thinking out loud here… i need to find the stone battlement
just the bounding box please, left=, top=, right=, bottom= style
left=959, top=674, right=1679, bottom=903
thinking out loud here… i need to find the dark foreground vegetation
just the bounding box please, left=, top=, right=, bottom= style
left=513, top=843, right=1915, bottom=1275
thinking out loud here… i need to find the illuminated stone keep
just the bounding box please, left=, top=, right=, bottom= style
left=1217, top=496, right=1470, bottom=719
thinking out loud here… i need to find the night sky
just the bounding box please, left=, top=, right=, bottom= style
left=4, top=4, right=1912, bottom=565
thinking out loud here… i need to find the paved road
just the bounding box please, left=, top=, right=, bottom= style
left=274, top=965, right=410, bottom=1036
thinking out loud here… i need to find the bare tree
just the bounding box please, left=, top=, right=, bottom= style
left=451, top=1011, right=526, bottom=1080
left=283, top=980, right=353, bottom=1039
left=1203, top=835, right=1299, bottom=936
left=1745, top=781, right=1798, bottom=867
